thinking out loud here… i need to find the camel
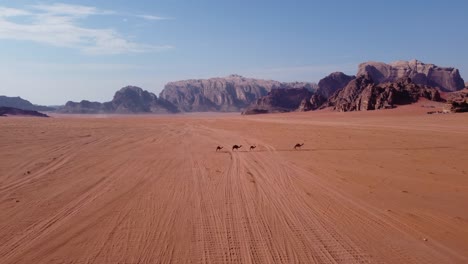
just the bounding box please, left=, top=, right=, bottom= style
left=294, top=143, right=304, bottom=150
left=250, top=145, right=256, bottom=151
left=216, top=146, right=223, bottom=151
left=232, top=145, right=242, bottom=151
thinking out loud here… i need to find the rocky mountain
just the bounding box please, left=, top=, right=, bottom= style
left=242, top=88, right=313, bottom=115
left=159, top=75, right=317, bottom=112
left=243, top=72, right=355, bottom=114
left=0, top=107, right=49, bottom=117
left=309, top=72, right=355, bottom=109
left=326, top=75, right=442, bottom=112
left=357, top=60, right=465, bottom=92
left=0, top=96, right=55, bottom=112
left=59, top=86, right=179, bottom=114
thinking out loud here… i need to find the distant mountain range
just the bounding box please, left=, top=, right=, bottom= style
left=58, top=86, right=179, bottom=114
left=1, top=60, right=465, bottom=115
left=0, top=96, right=55, bottom=112
left=59, top=75, right=318, bottom=114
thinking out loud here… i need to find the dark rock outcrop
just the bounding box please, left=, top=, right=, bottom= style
left=0, top=107, right=49, bottom=117
left=160, top=75, right=317, bottom=112
left=242, top=88, right=313, bottom=115
left=358, top=60, right=465, bottom=92
left=444, top=89, right=468, bottom=113
left=0, top=96, right=55, bottom=112
left=326, top=75, right=442, bottom=112
left=309, top=72, right=355, bottom=110
left=59, top=86, right=179, bottom=114
left=297, top=98, right=314, bottom=112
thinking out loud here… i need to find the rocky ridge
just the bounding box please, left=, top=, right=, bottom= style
left=309, top=72, right=355, bottom=110
left=0, top=96, right=55, bottom=112
left=357, top=60, right=465, bottom=92
left=326, top=75, right=442, bottom=112
left=159, top=75, right=317, bottom=112
left=59, top=86, right=178, bottom=114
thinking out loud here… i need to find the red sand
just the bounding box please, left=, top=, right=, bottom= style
left=1, top=105, right=467, bottom=263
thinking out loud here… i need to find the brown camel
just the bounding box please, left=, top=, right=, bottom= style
left=294, top=143, right=304, bottom=150
left=216, top=146, right=223, bottom=151
left=249, top=145, right=256, bottom=151
left=232, top=145, right=242, bottom=151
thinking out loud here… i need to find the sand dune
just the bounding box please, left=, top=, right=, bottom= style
left=1, top=108, right=467, bottom=263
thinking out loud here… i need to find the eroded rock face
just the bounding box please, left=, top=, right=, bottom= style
left=297, top=98, right=314, bottom=112
left=445, top=88, right=468, bottom=113
left=0, top=107, right=49, bottom=117
left=358, top=60, right=465, bottom=92
left=309, top=72, right=355, bottom=110
left=327, top=75, right=442, bottom=112
left=160, top=75, right=317, bottom=112
left=242, top=88, right=312, bottom=115
left=59, top=86, right=179, bottom=114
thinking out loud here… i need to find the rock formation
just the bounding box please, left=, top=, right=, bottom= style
left=309, top=72, right=355, bottom=109
left=0, top=96, right=55, bottom=112
left=326, top=75, right=442, bottom=112
left=242, top=88, right=313, bottom=115
left=160, top=75, right=317, bottom=112
left=59, top=86, right=179, bottom=114
left=0, top=107, right=49, bottom=117
left=444, top=88, right=468, bottom=113
left=357, top=60, right=465, bottom=92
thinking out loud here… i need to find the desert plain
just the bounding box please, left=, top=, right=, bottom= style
left=1, top=103, right=468, bottom=264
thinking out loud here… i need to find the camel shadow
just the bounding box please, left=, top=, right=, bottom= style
left=218, top=146, right=452, bottom=153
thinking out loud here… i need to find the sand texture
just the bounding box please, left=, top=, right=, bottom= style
left=1, top=106, right=468, bottom=263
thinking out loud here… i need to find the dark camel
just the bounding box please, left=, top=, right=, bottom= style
left=232, top=145, right=242, bottom=151
left=216, top=146, right=223, bottom=151
left=294, top=143, right=304, bottom=150
left=249, top=145, right=256, bottom=151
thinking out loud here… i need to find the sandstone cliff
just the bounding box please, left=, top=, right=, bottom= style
left=326, top=75, right=442, bottom=112
left=444, top=88, right=468, bottom=113
left=160, top=75, right=317, bottom=112
left=309, top=72, right=355, bottom=109
left=357, top=60, right=465, bottom=92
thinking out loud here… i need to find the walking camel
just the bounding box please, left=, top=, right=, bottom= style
left=216, top=146, right=223, bottom=151
left=249, top=145, right=256, bottom=151
left=294, top=143, right=304, bottom=150
left=232, top=145, right=242, bottom=151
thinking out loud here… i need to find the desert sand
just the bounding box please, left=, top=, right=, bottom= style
left=1, top=104, right=468, bottom=263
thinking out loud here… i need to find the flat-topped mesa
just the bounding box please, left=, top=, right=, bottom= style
left=358, top=60, right=465, bottom=92
left=59, top=86, right=179, bottom=114
left=159, top=75, right=317, bottom=112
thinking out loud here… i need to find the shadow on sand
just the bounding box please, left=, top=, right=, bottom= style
left=216, top=146, right=452, bottom=153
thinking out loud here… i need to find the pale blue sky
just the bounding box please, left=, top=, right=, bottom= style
left=0, top=0, right=467, bottom=105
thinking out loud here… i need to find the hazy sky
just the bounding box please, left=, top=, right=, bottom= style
left=0, top=0, right=467, bottom=105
